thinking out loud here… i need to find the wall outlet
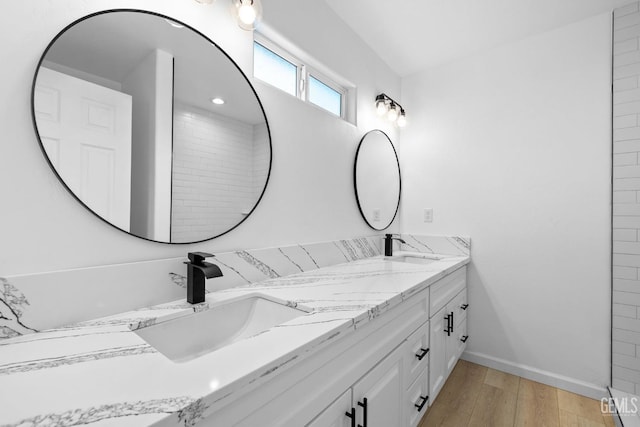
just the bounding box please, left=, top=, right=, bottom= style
left=423, top=208, right=433, bottom=223
left=373, top=209, right=381, bottom=222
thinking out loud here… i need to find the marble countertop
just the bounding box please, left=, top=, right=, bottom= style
left=0, top=252, right=469, bottom=427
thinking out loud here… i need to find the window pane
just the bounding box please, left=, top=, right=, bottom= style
left=253, top=42, right=297, bottom=96
left=308, top=75, right=342, bottom=117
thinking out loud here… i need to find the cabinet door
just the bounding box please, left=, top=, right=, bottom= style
left=444, top=302, right=459, bottom=374
left=429, top=306, right=448, bottom=404
left=445, top=322, right=458, bottom=374
left=352, top=344, right=405, bottom=427
left=307, top=389, right=353, bottom=427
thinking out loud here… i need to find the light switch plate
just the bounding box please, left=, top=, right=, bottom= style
left=373, top=209, right=381, bottom=222
left=423, top=208, right=433, bottom=223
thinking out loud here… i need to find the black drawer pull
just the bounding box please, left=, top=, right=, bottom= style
left=345, top=407, right=356, bottom=427
left=461, top=303, right=469, bottom=310
left=415, top=395, right=429, bottom=412
left=415, top=347, right=429, bottom=360
left=357, top=398, right=367, bottom=427
left=444, top=314, right=451, bottom=335
left=461, top=335, right=469, bottom=343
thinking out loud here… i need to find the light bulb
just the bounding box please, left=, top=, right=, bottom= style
left=387, top=104, right=399, bottom=122
left=375, top=95, right=387, bottom=116
left=233, top=0, right=262, bottom=30
left=238, top=1, right=257, bottom=25
left=397, top=112, right=407, bottom=127
left=211, top=97, right=225, bottom=105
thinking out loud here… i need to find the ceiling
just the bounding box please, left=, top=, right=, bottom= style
left=323, top=0, right=628, bottom=77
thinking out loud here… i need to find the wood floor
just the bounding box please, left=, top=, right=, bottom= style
left=419, top=360, right=617, bottom=427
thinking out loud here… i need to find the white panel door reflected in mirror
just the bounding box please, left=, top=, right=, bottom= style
left=354, top=130, right=401, bottom=230
left=32, top=10, right=271, bottom=244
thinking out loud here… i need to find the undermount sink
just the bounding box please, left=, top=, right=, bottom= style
left=134, top=294, right=308, bottom=363
left=384, top=253, right=443, bottom=265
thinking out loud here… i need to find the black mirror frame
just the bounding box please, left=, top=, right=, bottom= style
left=353, top=129, right=401, bottom=231
left=30, top=8, right=273, bottom=245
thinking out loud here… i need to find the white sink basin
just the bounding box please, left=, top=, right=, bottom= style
left=135, top=294, right=308, bottom=363
left=384, top=253, right=442, bottom=265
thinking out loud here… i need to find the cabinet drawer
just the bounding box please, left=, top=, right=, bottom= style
left=430, top=266, right=466, bottom=317
left=404, top=321, right=429, bottom=389
left=306, top=389, right=352, bottom=427
left=406, top=369, right=429, bottom=427
left=455, top=320, right=468, bottom=361
left=451, top=287, right=468, bottom=326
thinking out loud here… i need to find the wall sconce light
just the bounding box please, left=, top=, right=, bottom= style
left=194, top=0, right=262, bottom=31
left=375, top=93, right=407, bottom=127
left=231, top=0, right=263, bottom=31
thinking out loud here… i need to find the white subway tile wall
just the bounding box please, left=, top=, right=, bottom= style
left=253, top=122, right=270, bottom=198
left=614, top=1, right=640, bottom=395
left=171, top=103, right=268, bottom=242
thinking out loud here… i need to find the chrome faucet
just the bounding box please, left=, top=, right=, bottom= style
left=185, top=252, right=223, bottom=304
left=384, top=233, right=406, bottom=257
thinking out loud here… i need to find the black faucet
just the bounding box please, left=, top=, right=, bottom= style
left=384, top=234, right=406, bottom=256
left=185, top=252, right=223, bottom=304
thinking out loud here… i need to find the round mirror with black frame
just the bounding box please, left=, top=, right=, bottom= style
left=31, top=9, right=272, bottom=244
left=354, top=129, right=401, bottom=230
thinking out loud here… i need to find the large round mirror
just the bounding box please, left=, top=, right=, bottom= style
left=32, top=10, right=271, bottom=244
left=354, top=130, right=401, bottom=230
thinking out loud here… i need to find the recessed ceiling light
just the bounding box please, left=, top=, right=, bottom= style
left=164, top=19, right=184, bottom=29
left=211, top=97, right=225, bottom=105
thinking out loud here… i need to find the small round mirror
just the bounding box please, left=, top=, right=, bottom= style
left=31, top=10, right=271, bottom=244
left=353, top=130, right=401, bottom=230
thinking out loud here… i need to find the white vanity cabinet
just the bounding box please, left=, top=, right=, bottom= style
left=429, top=268, right=468, bottom=404
left=350, top=342, right=406, bottom=427
left=309, top=325, right=426, bottom=427
left=197, top=266, right=467, bottom=427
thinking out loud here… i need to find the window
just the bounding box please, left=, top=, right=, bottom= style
left=253, top=38, right=349, bottom=120
left=253, top=42, right=297, bottom=97
left=308, top=75, right=342, bottom=117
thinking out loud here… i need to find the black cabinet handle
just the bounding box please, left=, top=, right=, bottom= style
left=345, top=407, right=356, bottom=427
left=461, top=303, right=469, bottom=310
left=357, top=398, right=367, bottom=427
left=444, top=314, right=451, bottom=335
left=415, top=347, right=429, bottom=361
left=450, top=311, right=454, bottom=332
left=461, top=335, right=469, bottom=343
left=415, top=395, right=429, bottom=412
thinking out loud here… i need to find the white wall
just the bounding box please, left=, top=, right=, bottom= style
left=400, top=14, right=612, bottom=395
left=0, top=0, right=400, bottom=276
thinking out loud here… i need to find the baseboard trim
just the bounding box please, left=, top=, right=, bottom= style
left=461, top=351, right=607, bottom=400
